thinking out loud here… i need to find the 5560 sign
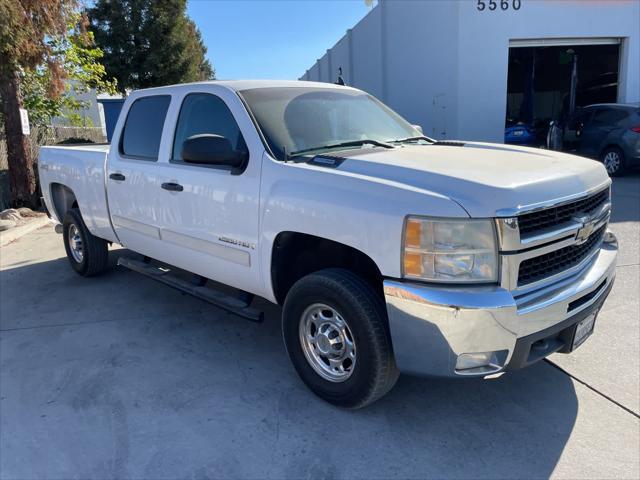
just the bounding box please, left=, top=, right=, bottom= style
left=477, top=0, right=522, bottom=11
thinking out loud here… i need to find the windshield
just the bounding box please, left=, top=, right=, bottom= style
left=239, top=87, right=421, bottom=160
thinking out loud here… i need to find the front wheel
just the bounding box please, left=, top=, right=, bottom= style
left=601, top=146, right=626, bottom=176
left=63, top=208, right=109, bottom=276
left=282, top=269, right=399, bottom=409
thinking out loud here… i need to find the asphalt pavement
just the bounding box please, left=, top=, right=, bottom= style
left=1, top=175, right=638, bottom=479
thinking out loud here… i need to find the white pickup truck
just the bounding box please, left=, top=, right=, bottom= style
left=39, top=80, right=618, bottom=408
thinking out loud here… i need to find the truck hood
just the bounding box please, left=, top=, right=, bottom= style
left=331, top=142, right=610, bottom=217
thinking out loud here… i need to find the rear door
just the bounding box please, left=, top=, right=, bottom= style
left=106, top=94, right=172, bottom=254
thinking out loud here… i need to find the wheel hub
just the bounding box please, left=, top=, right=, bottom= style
left=316, top=324, right=345, bottom=355
left=604, top=152, right=620, bottom=173
left=317, top=331, right=332, bottom=354
left=299, top=304, right=356, bottom=383
left=68, top=224, right=84, bottom=263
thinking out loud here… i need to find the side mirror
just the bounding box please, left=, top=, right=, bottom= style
left=412, top=124, right=423, bottom=134
left=181, top=134, right=247, bottom=173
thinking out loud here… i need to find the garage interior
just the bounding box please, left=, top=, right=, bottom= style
left=505, top=41, right=621, bottom=147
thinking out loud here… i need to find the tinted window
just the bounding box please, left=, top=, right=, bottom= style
left=592, top=108, right=629, bottom=125
left=569, top=109, right=593, bottom=128
left=172, top=93, right=246, bottom=161
left=120, top=96, right=171, bottom=160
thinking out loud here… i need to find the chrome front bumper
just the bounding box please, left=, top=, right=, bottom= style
left=383, top=237, right=618, bottom=378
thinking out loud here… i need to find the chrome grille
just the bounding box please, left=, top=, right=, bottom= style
left=518, top=225, right=606, bottom=286
left=518, top=189, right=609, bottom=236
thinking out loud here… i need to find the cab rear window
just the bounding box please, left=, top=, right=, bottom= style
left=120, top=95, right=171, bottom=160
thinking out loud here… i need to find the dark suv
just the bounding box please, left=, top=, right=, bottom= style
left=555, top=103, right=640, bottom=176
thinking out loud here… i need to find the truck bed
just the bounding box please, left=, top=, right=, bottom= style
left=39, top=144, right=117, bottom=243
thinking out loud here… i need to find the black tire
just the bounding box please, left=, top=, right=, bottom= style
left=282, top=268, right=399, bottom=409
left=62, top=208, right=109, bottom=276
left=601, top=146, right=627, bottom=177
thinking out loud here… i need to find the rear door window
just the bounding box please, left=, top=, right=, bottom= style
left=592, top=108, right=628, bottom=126
left=120, top=95, right=171, bottom=160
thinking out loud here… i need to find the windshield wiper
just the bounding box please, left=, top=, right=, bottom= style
left=289, top=139, right=393, bottom=158
left=389, top=136, right=435, bottom=144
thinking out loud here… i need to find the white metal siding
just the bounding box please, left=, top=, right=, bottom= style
left=302, top=0, right=640, bottom=144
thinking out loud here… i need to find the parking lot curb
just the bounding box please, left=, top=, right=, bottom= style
left=0, top=217, right=54, bottom=247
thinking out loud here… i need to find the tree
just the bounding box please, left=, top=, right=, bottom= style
left=0, top=0, right=78, bottom=207
left=21, top=15, right=118, bottom=126
left=89, top=0, right=215, bottom=95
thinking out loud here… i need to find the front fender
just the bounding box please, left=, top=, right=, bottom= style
left=258, top=154, right=469, bottom=301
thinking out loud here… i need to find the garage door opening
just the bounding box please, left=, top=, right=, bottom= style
left=505, top=42, right=620, bottom=147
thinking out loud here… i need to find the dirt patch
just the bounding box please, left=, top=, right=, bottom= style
left=0, top=208, right=47, bottom=228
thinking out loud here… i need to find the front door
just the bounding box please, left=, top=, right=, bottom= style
left=151, top=89, right=263, bottom=295
left=563, top=109, right=593, bottom=153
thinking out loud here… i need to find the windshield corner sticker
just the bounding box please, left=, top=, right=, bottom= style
left=218, top=236, right=256, bottom=250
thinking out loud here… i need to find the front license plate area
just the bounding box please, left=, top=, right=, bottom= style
left=572, top=310, right=597, bottom=350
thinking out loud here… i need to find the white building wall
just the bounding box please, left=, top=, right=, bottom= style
left=319, top=53, right=331, bottom=83
left=302, top=0, right=640, bottom=143
left=456, top=0, right=640, bottom=142
left=351, top=6, right=384, bottom=99
left=306, top=63, right=320, bottom=82
left=51, top=83, right=106, bottom=130
left=331, top=35, right=351, bottom=85
left=384, top=0, right=459, bottom=139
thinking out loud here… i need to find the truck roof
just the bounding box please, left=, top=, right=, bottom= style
left=129, top=80, right=357, bottom=95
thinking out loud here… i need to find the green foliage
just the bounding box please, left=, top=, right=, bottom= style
left=19, top=69, right=61, bottom=125
left=89, top=0, right=214, bottom=94
left=20, top=15, right=117, bottom=126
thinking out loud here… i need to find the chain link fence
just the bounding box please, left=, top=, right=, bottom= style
left=0, top=126, right=106, bottom=210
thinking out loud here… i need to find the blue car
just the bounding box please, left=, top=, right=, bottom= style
left=504, top=123, right=536, bottom=146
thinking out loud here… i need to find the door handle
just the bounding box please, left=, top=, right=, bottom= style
left=109, top=173, right=126, bottom=181
left=161, top=182, right=184, bottom=192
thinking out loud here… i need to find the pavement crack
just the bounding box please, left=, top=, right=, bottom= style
left=0, top=318, right=121, bottom=332
left=544, top=359, right=640, bottom=419
left=0, top=308, right=208, bottom=332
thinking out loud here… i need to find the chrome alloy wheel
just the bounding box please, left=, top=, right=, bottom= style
left=68, top=224, right=84, bottom=263
left=299, top=303, right=356, bottom=382
left=603, top=151, right=621, bottom=174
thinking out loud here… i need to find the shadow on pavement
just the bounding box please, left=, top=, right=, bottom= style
left=0, top=251, right=579, bottom=479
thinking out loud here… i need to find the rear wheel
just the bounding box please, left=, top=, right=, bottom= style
left=282, top=268, right=399, bottom=409
left=63, top=208, right=109, bottom=276
left=601, top=147, right=626, bottom=176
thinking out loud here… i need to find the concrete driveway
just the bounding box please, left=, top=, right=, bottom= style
left=1, top=176, right=639, bottom=479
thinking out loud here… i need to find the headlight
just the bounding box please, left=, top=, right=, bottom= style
left=403, top=217, right=498, bottom=283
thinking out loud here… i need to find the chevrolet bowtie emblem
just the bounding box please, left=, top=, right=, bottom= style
left=574, top=214, right=597, bottom=244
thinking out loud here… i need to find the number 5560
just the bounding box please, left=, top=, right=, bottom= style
left=477, top=0, right=522, bottom=11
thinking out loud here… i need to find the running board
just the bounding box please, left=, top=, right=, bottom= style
left=117, top=257, right=264, bottom=323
